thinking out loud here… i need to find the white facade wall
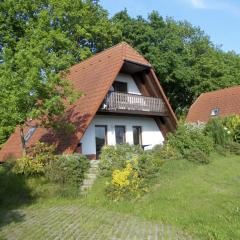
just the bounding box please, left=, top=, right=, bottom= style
left=115, top=73, right=141, bottom=95
left=80, top=115, right=164, bottom=155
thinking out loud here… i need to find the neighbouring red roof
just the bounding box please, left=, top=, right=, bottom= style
left=186, top=86, right=240, bottom=123
left=0, top=42, right=176, bottom=162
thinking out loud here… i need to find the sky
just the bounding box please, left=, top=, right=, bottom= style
left=100, top=0, right=240, bottom=53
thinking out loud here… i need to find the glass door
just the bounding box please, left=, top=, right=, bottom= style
left=95, top=125, right=107, bottom=158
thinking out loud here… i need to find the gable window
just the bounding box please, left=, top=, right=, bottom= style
left=115, top=126, right=126, bottom=144
left=24, top=127, right=37, bottom=143
left=133, top=126, right=142, bottom=146
left=112, top=81, right=128, bottom=93
left=210, top=108, right=220, bottom=117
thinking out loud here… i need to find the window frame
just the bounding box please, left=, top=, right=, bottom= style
left=115, top=125, right=126, bottom=144
left=112, top=81, right=128, bottom=93
left=132, top=126, right=142, bottom=146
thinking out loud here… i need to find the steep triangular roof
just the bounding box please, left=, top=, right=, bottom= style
left=0, top=42, right=176, bottom=161
left=186, top=86, right=240, bottom=122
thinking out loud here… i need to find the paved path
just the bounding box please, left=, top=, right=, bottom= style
left=0, top=206, right=194, bottom=240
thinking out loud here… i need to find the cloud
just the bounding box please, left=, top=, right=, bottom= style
left=186, top=0, right=240, bottom=15
left=190, top=0, right=206, bottom=9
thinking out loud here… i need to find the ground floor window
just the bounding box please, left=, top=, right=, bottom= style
left=115, top=126, right=126, bottom=144
left=133, top=126, right=142, bottom=145
left=95, top=125, right=107, bottom=158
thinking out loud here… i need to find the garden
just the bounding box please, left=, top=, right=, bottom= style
left=0, top=115, right=240, bottom=240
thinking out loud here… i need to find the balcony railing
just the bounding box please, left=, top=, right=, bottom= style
left=100, top=91, right=167, bottom=115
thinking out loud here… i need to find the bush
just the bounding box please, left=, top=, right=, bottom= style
left=205, top=118, right=231, bottom=146
left=225, top=142, right=240, bottom=155
left=184, top=148, right=210, bottom=164
left=46, top=154, right=89, bottom=186
left=106, top=159, right=145, bottom=200
left=12, top=142, right=56, bottom=176
left=224, top=115, right=240, bottom=143
left=168, top=124, right=214, bottom=158
left=99, top=144, right=143, bottom=176
left=151, top=144, right=182, bottom=161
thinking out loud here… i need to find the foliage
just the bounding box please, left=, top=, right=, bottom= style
left=205, top=117, right=231, bottom=146
left=99, top=144, right=143, bottom=176
left=12, top=142, right=56, bottom=176
left=46, top=154, right=89, bottom=186
left=184, top=148, right=210, bottom=164
left=224, top=115, right=240, bottom=143
left=151, top=144, right=182, bottom=161
left=0, top=0, right=120, bottom=147
left=167, top=124, right=214, bottom=159
left=225, top=142, right=240, bottom=155
left=106, top=159, right=145, bottom=200
left=112, top=10, right=240, bottom=112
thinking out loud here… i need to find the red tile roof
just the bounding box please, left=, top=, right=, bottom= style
left=186, top=86, right=240, bottom=123
left=0, top=42, right=175, bottom=162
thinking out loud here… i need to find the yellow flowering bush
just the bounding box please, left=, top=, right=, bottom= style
left=106, top=159, right=145, bottom=200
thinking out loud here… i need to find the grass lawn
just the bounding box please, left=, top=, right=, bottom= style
left=0, top=153, right=239, bottom=239
left=83, top=153, right=240, bottom=240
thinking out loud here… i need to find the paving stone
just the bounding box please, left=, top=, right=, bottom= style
left=0, top=206, right=195, bottom=240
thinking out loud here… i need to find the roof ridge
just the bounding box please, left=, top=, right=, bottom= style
left=201, top=85, right=240, bottom=96
left=70, top=42, right=128, bottom=70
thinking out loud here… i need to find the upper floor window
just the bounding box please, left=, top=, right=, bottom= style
left=112, top=81, right=128, bottom=93
left=210, top=108, right=220, bottom=117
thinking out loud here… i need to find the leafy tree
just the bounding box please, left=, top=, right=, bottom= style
left=0, top=0, right=120, bottom=153
left=112, top=10, right=240, bottom=113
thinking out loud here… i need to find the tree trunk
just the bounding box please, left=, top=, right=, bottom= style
left=19, top=126, right=26, bottom=156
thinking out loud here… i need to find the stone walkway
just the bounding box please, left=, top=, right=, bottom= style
left=0, top=206, right=194, bottom=240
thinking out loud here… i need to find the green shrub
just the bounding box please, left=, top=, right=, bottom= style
left=205, top=118, right=231, bottom=146
left=106, top=159, right=146, bottom=200
left=151, top=144, right=182, bottom=161
left=225, top=142, right=240, bottom=155
left=46, top=154, right=89, bottom=186
left=184, top=148, right=210, bottom=164
left=12, top=142, right=56, bottom=176
left=168, top=124, right=214, bottom=158
left=99, top=144, right=143, bottom=176
left=224, top=115, right=240, bottom=143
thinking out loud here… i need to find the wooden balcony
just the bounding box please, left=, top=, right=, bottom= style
left=99, top=92, right=167, bottom=116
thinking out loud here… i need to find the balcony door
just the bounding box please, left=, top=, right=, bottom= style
left=95, top=125, right=107, bottom=158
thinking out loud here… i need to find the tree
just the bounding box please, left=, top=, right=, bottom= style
left=0, top=0, right=120, bottom=153
left=112, top=10, right=240, bottom=113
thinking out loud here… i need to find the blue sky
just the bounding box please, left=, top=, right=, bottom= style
left=100, top=0, right=240, bottom=53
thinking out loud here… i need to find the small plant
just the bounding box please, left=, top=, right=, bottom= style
left=224, top=115, right=240, bottom=143
left=46, top=154, right=89, bottom=186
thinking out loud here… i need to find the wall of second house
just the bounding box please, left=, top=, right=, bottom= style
left=115, top=73, right=141, bottom=95
left=80, top=115, right=164, bottom=156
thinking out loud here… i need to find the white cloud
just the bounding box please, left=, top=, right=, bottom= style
left=190, top=0, right=206, bottom=9
left=186, top=0, right=240, bottom=15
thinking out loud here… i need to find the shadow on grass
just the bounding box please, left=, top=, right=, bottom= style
left=0, top=164, right=35, bottom=231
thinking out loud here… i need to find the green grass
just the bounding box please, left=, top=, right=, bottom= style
left=83, top=153, right=240, bottom=240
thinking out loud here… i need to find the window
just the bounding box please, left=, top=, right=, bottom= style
left=115, top=126, right=126, bottom=144
left=211, top=108, right=220, bottom=116
left=95, top=125, right=107, bottom=158
left=24, top=127, right=37, bottom=143
left=112, top=81, right=128, bottom=93
left=133, top=126, right=142, bottom=145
